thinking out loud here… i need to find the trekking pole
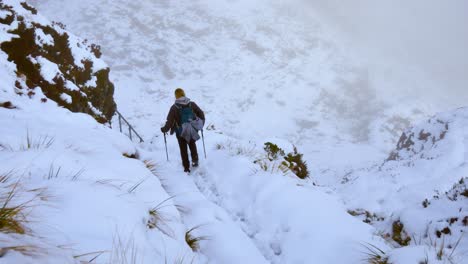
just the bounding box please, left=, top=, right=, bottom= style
left=163, top=132, right=169, bottom=161
left=201, top=129, right=207, bottom=159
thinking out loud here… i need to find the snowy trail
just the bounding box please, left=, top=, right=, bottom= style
left=139, top=131, right=387, bottom=264
left=140, top=147, right=269, bottom=264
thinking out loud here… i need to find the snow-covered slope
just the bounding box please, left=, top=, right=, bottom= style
left=0, top=1, right=390, bottom=263
left=2, top=0, right=467, bottom=263
left=334, top=108, right=468, bottom=263
left=28, top=0, right=439, bottom=152
left=0, top=1, right=198, bottom=263
left=0, top=0, right=116, bottom=123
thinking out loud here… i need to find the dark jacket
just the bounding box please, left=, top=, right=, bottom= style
left=161, top=98, right=205, bottom=135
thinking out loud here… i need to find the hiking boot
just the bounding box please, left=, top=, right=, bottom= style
left=184, top=168, right=191, bottom=173
left=192, top=161, right=199, bottom=167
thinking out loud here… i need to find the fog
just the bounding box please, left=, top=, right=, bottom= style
left=299, top=0, right=468, bottom=108
left=28, top=0, right=467, bottom=146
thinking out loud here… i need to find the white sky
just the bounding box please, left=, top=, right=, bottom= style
left=301, top=0, right=468, bottom=107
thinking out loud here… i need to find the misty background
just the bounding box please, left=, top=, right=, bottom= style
left=301, top=0, right=468, bottom=107
left=29, top=0, right=468, bottom=151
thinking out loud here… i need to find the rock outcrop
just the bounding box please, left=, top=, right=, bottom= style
left=0, top=1, right=116, bottom=123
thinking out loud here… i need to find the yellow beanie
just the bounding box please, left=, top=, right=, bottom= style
left=175, top=88, right=185, bottom=99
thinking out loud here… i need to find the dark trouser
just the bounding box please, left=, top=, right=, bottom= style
left=176, top=136, right=198, bottom=170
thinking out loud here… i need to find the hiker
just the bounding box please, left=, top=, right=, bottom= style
left=161, top=88, right=205, bottom=173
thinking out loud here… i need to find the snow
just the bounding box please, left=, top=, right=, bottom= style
left=84, top=75, right=97, bottom=87
left=1, top=0, right=467, bottom=263
left=0, top=93, right=199, bottom=263
left=67, top=33, right=107, bottom=72
left=34, top=28, right=54, bottom=47
left=32, top=56, right=60, bottom=83
left=64, top=80, right=79, bottom=91
left=60, top=93, right=72, bottom=103
left=0, top=9, right=10, bottom=20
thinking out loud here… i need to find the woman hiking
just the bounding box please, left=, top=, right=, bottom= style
left=161, top=88, right=205, bottom=173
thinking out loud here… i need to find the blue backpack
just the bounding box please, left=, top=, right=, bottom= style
left=175, top=103, right=194, bottom=135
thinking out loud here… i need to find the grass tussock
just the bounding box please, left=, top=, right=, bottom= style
left=0, top=171, right=47, bottom=236
left=185, top=225, right=209, bottom=252
left=0, top=176, right=28, bottom=234
left=361, top=243, right=389, bottom=264
left=20, top=131, right=54, bottom=151
left=147, top=196, right=178, bottom=238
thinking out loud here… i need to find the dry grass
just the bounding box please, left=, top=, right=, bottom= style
left=127, top=178, right=147, bottom=194
left=73, top=250, right=106, bottom=263
left=0, top=244, right=41, bottom=257
left=0, top=176, right=28, bottom=234
left=110, top=232, right=139, bottom=264
left=0, top=171, right=49, bottom=235
left=143, top=160, right=158, bottom=176
left=20, top=131, right=54, bottom=151
left=171, top=255, right=195, bottom=264
left=147, top=195, right=178, bottom=238
left=122, top=152, right=138, bottom=159
left=185, top=225, right=209, bottom=252
left=361, top=243, right=389, bottom=264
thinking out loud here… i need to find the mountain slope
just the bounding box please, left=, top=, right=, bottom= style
left=29, top=0, right=436, bottom=151
left=0, top=1, right=390, bottom=263
left=2, top=1, right=466, bottom=263
left=334, top=107, right=468, bottom=263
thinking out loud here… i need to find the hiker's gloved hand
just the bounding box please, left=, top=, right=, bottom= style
left=160, top=127, right=167, bottom=133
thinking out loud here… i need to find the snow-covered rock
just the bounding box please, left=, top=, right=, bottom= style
left=0, top=0, right=116, bottom=123
left=341, top=107, right=468, bottom=263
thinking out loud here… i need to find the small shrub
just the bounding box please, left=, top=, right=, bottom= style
left=392, top=220, right=411, bottom=246
left=282, top=146, right=309, bottom=179
left=422, top=199, right=430, bottom=208
left=257, top=143, right=310, bottom=179
left=435, top=227, right=451, bottom=238
left=0, top=101, right=16, bottom=109
left=347, top=209, right=384, bottom=224
left=264, top=142, right=285, bottom=161
left=185, top=226, right=208, bottom=252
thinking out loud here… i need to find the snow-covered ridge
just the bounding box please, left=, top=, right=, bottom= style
left=0, top=0, right=116, bottom=123
left=387, top=107, right=468, bottom=164
left=339, top=107, right=468, bottom=263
